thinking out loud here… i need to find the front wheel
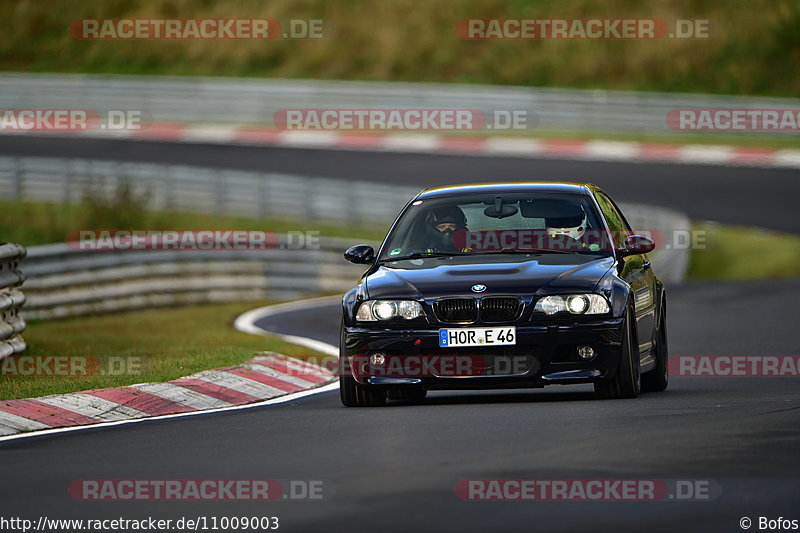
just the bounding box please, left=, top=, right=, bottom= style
left=339, top=320, right=386, bottom=407
left=339, top=373, right=386, bottom=407
left=387, top=388, right=427, bottom=402
left=595, top=305, right=640, bottom=399
left=641, top=301, right=669, bottom=392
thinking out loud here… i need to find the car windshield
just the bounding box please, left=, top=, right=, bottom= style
left=379, top=192, right=614, bottom=261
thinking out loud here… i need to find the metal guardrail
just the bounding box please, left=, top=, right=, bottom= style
left=22, top=238, right=368, bottom=320
left=0, top=158, right=693, bottom=259
left=0, top=243, right=27, bottom=359
left=2, top=73, right=799, bottom=135
left=0, top=156, right=420, bottom=226
left=620, top=203, right=690, bottom=284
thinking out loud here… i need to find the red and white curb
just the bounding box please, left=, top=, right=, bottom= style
left=0, top=298, right=339, bottom=442
left=2, top=123, right=799, bottom=169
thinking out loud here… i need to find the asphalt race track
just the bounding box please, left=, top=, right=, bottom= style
left=0, top=135, right=798, bottom=233
left=0, top=137, right=798, bottom=532
left=0, top=281, right=798, bottom=532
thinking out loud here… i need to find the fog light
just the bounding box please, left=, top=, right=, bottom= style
left=369, top=353, right=386, bottom=366
left=577, top=345, right=595, bottom=360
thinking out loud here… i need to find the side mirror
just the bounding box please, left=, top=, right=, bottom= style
left=344, top=244, right=375, bottom=264
left=618, top=235, right=655, bottom=257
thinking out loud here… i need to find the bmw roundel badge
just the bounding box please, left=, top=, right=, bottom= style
left=471, top=284, right=487, bottom=293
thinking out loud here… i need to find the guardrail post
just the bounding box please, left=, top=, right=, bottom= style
left=304, top=177, right=315, bottom=224
left=215, top=170, right=226, bottom=216
left=0, top=243, right=27, bottom=360
left=165, top=166, right=175, bottom=209
left=63, top=159, right=73, bottom=203
left=348, top=180, right=359, bottom=227
left=258, top=178, right=269, bottom=219
left=12, top=157, right=23, bottom=200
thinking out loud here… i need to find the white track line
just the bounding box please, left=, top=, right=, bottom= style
left=382, top=134, right=442, bottom=152
left=182, top=125, right=239, bottom=143
left=277, top=130, right=339, bottom=148
left=233, top=295, right=340, bottom=357
left=0, top=297, right=339, bottom=443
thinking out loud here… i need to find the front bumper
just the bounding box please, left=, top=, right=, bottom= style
left=343, top=318, right=625, bottom=389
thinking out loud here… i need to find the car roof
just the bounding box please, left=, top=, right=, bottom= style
left=416, top=182, right=598, bottom=200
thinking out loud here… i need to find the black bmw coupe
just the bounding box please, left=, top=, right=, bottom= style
left=340, top=182, right=668, bottom=406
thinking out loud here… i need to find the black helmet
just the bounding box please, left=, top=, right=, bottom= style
left=424, top=205, right=466, bottom=250
left=427, top=205, right=466, bottom=228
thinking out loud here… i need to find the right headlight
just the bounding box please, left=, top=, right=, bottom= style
left=356, top=300, right=424, bottom=321
left=534, top=294, right=610, bottom=315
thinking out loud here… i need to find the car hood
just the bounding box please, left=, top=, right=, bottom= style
left=365, top=255, right=616, bottom=299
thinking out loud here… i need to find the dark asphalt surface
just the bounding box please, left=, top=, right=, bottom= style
left=0, top=138, right=798, bottom=532
left=0, top=135, right=798, bottom=233
left=0, top=281, right=798, bottom=533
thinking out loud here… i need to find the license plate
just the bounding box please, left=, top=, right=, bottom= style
left=438, top=327, right=516, bottom=347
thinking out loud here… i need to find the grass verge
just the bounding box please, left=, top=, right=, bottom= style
left=688, top=222, right=800, bottom=279
left=0, top=200, right=387, bottom=247
left=2, top=0, right=798, bottom=97
left=0, top=300, right=331, bottom=400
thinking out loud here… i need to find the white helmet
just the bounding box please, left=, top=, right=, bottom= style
left=546, top=208, right=587, bottom=241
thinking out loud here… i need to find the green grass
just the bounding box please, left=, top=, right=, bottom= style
left=688, top=222, right=800, bottom=279
left=0, top=200, right=387, bottom=247
left=1, top=0, right=799, bottom=97
left=0, top=300, right=334, bottom=400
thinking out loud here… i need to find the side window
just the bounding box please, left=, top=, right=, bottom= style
left=595, top=192, right=631, bottom=248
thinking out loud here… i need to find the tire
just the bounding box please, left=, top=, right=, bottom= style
left=339, top=320, right=386, bottom=407
left=595, top=304, right=640, bottom=399
left=339, top=373, right=386, bottom=407
left=387, top=388, right=427, bottom=402
left=406, top=388, right=427, bottom=402
left=641, top=300, right=669, bottom=393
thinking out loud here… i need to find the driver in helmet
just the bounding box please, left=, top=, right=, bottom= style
left=543, top=205, right=601, bottom=251
left=423, top=205, right=470, bottom=252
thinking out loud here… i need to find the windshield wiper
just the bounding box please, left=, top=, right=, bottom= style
left=378, top=251, right=470, bottom=263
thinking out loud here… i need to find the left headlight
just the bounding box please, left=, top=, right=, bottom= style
left=534, top=294, right=610, bottom=315
left=356, top=300, right=424, bottom=321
